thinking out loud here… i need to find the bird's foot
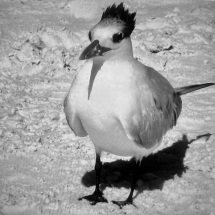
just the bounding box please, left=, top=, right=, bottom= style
left=112, top=199, right=137, bottom=209
left=79, top=190, right=108, bottom=205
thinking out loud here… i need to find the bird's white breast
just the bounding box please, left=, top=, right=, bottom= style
left=66, top=59, right=160, bottom=160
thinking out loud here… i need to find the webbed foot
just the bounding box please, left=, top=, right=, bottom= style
left=79, top=190, right=108, bottom=205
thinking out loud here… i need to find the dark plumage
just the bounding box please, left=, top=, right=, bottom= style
left=101, top=3, right=136, bottom=38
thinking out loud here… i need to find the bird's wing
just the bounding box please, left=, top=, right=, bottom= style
left=146, top=66, right=182, bottom=126
left=175, top=83, right=214, bottom=96
left=123, top=65, right=182, bottom=149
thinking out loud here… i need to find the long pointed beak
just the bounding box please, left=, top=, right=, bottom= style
left=79, top=40, right=111, bottom=60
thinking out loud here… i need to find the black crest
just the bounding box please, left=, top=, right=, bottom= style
left=101, top=3, right=136, bottom=38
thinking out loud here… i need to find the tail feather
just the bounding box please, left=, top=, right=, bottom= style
left=175, top=83, right=214, bottom=96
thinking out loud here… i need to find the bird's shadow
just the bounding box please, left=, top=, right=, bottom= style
left=80, top=133, right=211, bottom=199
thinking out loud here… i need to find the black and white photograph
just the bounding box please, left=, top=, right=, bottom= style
left=0, top=0, right=215, bottom=214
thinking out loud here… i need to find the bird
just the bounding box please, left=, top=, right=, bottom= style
left=64, top=3, right=214, bottom=208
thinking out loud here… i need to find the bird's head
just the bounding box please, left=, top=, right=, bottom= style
left=79, top=3, right=136, bottom=60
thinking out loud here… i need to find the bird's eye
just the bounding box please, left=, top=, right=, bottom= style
left=112, top=33, right=124, bottom=43
left=88, top=32, right=92, bottom=41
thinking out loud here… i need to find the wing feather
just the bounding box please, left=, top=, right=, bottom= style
left=123, top=66, right=182, bottom=149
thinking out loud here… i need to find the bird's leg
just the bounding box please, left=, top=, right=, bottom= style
left=112, top=160, right=141, bottom=208
left=79, top=154, right=108, bottom=205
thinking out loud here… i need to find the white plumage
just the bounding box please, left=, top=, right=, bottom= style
left=64, top=3, right=214, bottom=207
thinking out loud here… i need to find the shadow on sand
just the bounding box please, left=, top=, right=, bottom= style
left=80, top=133, right=211, bottom=199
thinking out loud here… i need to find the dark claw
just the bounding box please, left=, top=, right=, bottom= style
left=112, top=199, right=137, bottom=209
left=79, top=190, right=108, bottom=205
